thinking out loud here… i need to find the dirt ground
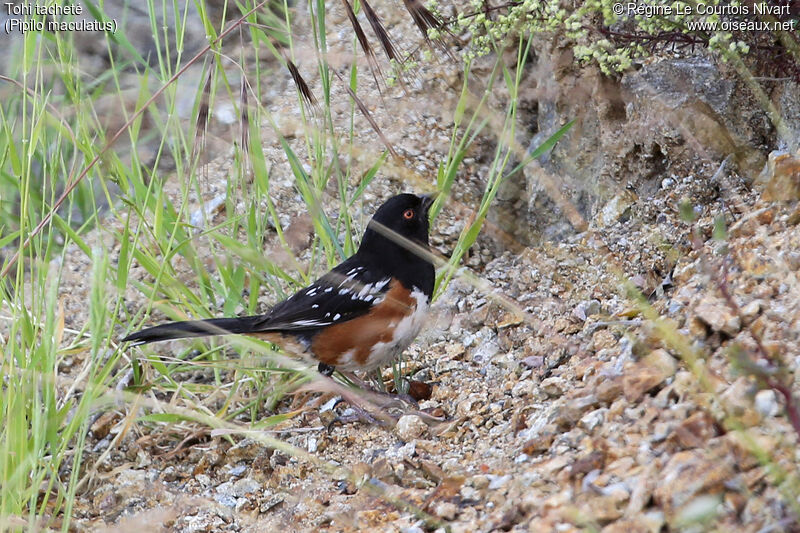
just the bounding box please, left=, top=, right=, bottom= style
left=49, top=2, right=800, bottom=532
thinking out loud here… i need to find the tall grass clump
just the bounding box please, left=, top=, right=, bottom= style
left=0, top=0, right=583, bottom=529
left=0, top=9, right=127, bottom=529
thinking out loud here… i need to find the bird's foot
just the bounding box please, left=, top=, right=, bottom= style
left=328, top=405, right=387, bottom=428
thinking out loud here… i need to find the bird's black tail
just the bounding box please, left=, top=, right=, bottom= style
left=122, top=316, right=265, bottom=345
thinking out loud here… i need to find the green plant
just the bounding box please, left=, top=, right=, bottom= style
left=447, top=0, right=800, bottom=79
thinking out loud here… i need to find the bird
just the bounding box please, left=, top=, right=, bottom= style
left=122, top=193, right=436, bottom=379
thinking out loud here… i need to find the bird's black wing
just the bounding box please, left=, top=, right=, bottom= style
left=253, top=255, right=392, bottom=332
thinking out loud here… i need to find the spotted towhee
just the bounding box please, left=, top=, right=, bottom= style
left=123, top=193, right=435, bottom=377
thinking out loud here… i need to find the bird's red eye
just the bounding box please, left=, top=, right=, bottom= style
left=403, top=208, right=415, bottom=220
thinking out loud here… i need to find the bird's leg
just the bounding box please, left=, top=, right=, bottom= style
left=370, top=368, right=387, bottom=392
left=341, top=368, right=420, bottom=408
left=327, top=403, right=385, bottom=428
left=316, top=366, right=388, bottom=427
left=319, top=367, right=421, bottom=427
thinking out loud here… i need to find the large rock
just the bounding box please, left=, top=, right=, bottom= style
left=653, top=448, right=734, bottom=524
left=491, top=47, right=800, bottom=246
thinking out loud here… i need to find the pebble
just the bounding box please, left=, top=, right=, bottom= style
left=596, top=378, right=624, bottom=403
left=540, top=377, right=568, bottom=397
left=434, top=502, right=458, bottom=520
left=232, top=478, right=261, bottom=498
left=511, top=380, right=536, bottom=398
left=227, top=464, right=247, bottom=477
left=216, top=481, right=236, bottom=497
left=572, top=299, right=602, bottom=321
left=471, top=475, right=490, bottom=489
left=754, top=389, right=779, bottom=417
left=579, top=408, right=608, bottom=432
left=740, top=300, right=762, bottom=322
left=395, top=415, right=428, bottom=441
left=213, top=493, right=238, bottom=508
left=694, top=296, right=741, bottom=335
left=622, top=350, right=677, bottom=402
left=653, top=449, right=733, bottom=521
left=487, top=474, right=511, bottom=490
left=521, top=355, right=544, bottom=368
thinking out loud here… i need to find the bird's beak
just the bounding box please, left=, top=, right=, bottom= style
left=420, top=193, right=437, bottom=214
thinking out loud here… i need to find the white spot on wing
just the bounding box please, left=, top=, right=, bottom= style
left=291, top=319, right=326, bottom=327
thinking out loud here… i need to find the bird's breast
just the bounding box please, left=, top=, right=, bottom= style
left=310, top=282, right=430, bottom=372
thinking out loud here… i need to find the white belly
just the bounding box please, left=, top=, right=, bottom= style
left=361, top=286, right=429, bottom=371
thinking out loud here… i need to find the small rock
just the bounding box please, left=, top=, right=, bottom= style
left=487, top=474, right=511, bottom=490
left=579, top=408, right=608, bottom=432
left=597, top=192, right=636, bottom=227
left=754, top=389, right=779, bottom=417
left=521, top=355, right=544, bottom=368
left=740, top=300, right=762, bottom=323
left=320, top=397, right=340, bottom=412
left=596, top=378, right=624, bottom=403
left=694, top=296, right=741, bottom=336
left=653, top=449, right=734, bottom=522
left=573, top=299, right=602, bottom=321
left=216, top=481, right=236, bottom=497
left=511, top=380, right=536, bottom=398
left=592, top=329, right=618, bottom=351
left=214, top=493, right=238, bottom=508
left=232, top=478, right=261, bottom=498
left=623, top=349, right=677, bottom=402
left=601, top=515, right=659, bottom=533
left=645, top=348, right=678, bottom=376
left=471, top=475, right=490, bottom=489
left=674, top=493, right=723, bottom=528
left=227, top=464, right=247, bottom=477
left=407, top=380, right=433, bottom=401
left=583, top=493, right=624, bottom=522
left=434, top=501, right=457, bottom=520
left=719, top=377, right=762, bottom=427
left=668, top=410, right=718, bottom=449
left=522, top=433, right=554, bottom=455
left=758, top=149, right=800, bottom=201
left=551, top=403, right=585, bottom=429
left=540, top=377, right=568, bottom=397
left=456, top=395, right=482, bottom=417
left=395, top=415, right=427, bottom=441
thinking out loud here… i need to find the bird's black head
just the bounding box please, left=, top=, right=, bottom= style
left=357, top=193, right=435, bottom=293
left=360, top=193, right=433, bottom=251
